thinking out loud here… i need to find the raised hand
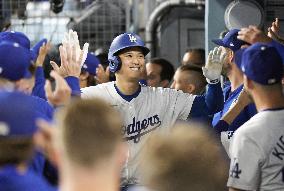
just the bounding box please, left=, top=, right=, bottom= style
left=62, top=29, right=89, bottom=67
left=45, top=71, right=71, bottom=107
left=36, top=42, right=51, bottom=67
left=237, top=25, right=272, bottom=44
left=50, top=42, right=84, bottom=78
left=202, top=47, right=226, bottom=84
left=268, top=18, right=284, bottom=44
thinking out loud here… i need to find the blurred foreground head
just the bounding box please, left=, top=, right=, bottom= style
left=139, top=124, right=229, bottom=191
left=55, top=98, right=125, bottom=169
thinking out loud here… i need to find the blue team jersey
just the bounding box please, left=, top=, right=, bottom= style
left=0, top=165, right=57, bottom=191
left=212, top=84, right=257, bottom=133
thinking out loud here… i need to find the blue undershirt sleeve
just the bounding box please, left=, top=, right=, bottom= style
left=214, top=120, right=229, bottom=135
left=190, top=82, right=224, bottom=118
left=32, top=67, right=47, bottom=100
left=65, top=76, right=81, bottom=96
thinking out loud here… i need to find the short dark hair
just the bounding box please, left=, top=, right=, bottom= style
left=178, top=64, right=202, bottom=73
left=177, top=65, right=207, bottom=94
left=185, top=48, right=205, bottom=65
left=0, top=137, right=34, bottom=166
left=149, top=58, right=175, bottom=82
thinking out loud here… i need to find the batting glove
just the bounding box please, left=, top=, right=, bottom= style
left=202, top=47, right=226, bottom=84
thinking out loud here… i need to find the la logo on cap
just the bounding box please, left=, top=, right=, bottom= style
left=128, top=34, right=137, bottom=43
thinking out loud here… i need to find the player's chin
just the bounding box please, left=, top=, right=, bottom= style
left=127, top=73, right=143, bottom=81
left=128, top=69, right=143, bottom=76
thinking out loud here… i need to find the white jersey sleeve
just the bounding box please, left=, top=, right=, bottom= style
left=227, top=127, right=263, bottom=190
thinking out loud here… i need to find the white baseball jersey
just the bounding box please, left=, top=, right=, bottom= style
left=228, top=109, right=284, bottom=191
left=81, top=81, right=196, bottom=184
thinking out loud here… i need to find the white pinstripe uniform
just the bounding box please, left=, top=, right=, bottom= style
left=81, top=81, right=195, bottom=184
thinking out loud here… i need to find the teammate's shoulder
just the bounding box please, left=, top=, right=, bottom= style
left=234, top=114, right=261, bottom=138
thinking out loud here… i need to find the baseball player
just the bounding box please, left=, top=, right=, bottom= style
left=228, top=43, right=284, bottom=191
left=0, top=39, right=73, bottom=186
left=0, top=91, right=57, bottom=191
left=37, top=98, right=126, bottom=191
left=211, top=29, right=257, bottom=155
left=145, top=57, right=175, bottom=88
left=81, top=32, right=225, bottom=187
left=80, top=52, right=100, bottom=88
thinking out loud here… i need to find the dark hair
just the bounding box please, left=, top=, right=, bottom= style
left=0, top=137, right=34, bottom=166
left=185, top=48, right=205, bottom=65
left=178, top=64, right=203, bottom=73
left=149, top=58, right=175, bottom=82
left=177, top=65, right=207, bottom=94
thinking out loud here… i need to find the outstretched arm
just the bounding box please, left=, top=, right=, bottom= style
left=190, top=47, right=226, bottom=118
left=214, top=89, right=254, bottom=134
left=32, top=42, right=51, bottom=100
left=50, top=30, right=89, bottom=96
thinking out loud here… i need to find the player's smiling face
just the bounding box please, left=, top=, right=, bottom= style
left=117, top=47, right=145, bottom=80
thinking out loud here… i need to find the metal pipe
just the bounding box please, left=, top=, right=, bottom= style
left=145, top=0, right=205, bottom=57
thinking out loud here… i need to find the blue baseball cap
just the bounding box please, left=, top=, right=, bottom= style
left=212, top=29, right=248, bottom=52
left=0, top=31, right=30, bottom=50
left=0, top=91, right=40, bottom=137
left=235, top=43, right=283, bottom=85
left=234, top=48, right=246, bottom=69
left=82, top=53, right=100, bottom=75
left=0, top=42, right=32, bottom=81
left=0, top=31, right=46, bottom=63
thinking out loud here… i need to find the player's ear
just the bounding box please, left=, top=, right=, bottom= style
left=229, top=50, right=235, bottom=63
left=186, top=84, right=196, bottom=94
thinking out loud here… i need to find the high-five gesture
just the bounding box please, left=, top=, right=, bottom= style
left=202, top=47, right=226, bottom=84
left=50, top=29, right=89, bottom=78
left=45, top=71, right=71, bottom=107
left=62, top=29, right=89, bottom=67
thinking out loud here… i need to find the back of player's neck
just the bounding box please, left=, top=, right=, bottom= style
left=60, top=166, right=118, bottom=191
left=253, top=92, right=284, bottom=112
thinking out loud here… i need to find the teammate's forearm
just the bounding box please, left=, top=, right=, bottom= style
left=190, top=82, right=223, bottom=117
left=32, top=66, right=47, bottom=100
left=204, top=82, right=224, bottom=114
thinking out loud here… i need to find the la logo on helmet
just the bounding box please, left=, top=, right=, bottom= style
left=128, top=34, right=137, bottom=43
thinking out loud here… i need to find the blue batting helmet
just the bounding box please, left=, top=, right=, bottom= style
left=108, top=33, right=150, bottom=73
